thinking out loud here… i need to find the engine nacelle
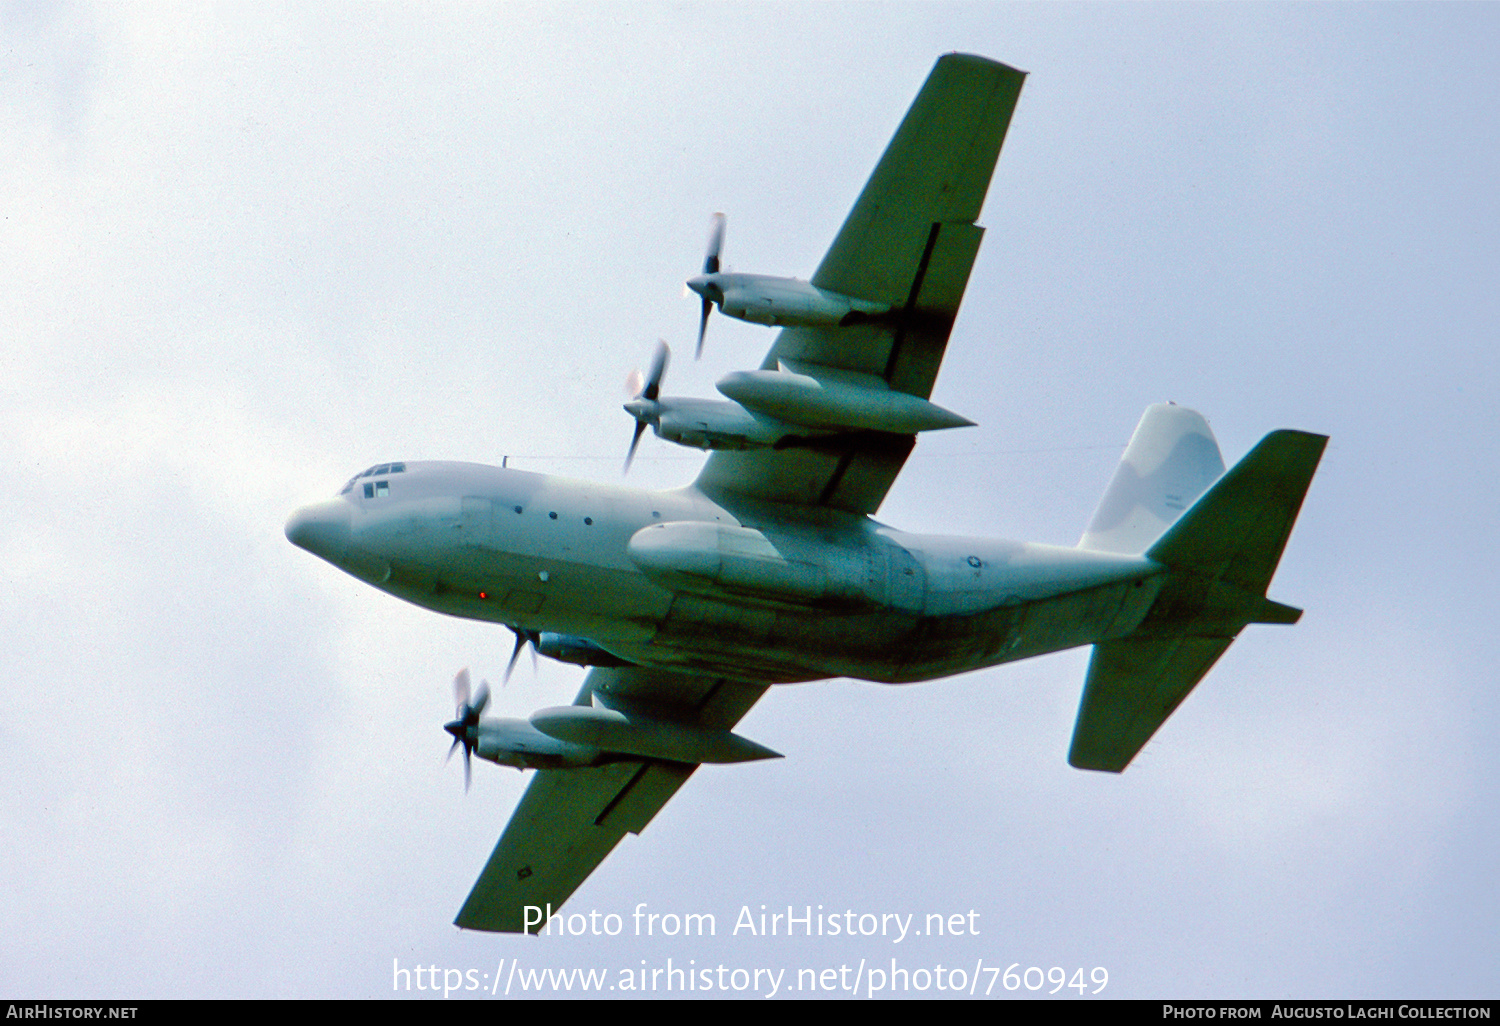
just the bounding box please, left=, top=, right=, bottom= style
left=475, top=718, right=600, bottom=771
left=529, top=705, right=781, bottom=764
left=536, top=633, right=633, bottom=668
left=688, top=272, right=890, bottom=329
left=626, top=395, right=825, bottom=453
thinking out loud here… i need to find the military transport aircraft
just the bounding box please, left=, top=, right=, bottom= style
left=285, top=54, right=1325, bottom=933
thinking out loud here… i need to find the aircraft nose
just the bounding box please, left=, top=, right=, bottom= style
left=285, top=499, right=351, bottom=562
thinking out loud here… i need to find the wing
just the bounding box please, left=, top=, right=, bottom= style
left=695, top=54, right=1026, bottom=514
left=454, top=667, right=767, bottom=933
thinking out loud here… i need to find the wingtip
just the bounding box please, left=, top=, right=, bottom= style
left=1067, top=752, right=1127, bottom=774
left=940, top=52, right=1029, bottom=78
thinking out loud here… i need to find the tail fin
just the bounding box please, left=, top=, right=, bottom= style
left=1079, top=403, right=1225, bottom=555
left=1068, top=427, right=1328, bottom=772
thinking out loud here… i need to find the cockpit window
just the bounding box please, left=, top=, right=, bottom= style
left=340, top=462, right=407, bottom=495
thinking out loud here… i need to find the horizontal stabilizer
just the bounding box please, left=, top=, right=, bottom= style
left=1145, top=429, right=1327, bottom=594
left=1068, top=636, right=1232, bottom=772
left=1254, top=597, right=1303, bottom=625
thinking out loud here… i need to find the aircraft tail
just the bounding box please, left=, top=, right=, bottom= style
left=1068, top=425, right=1327, bottom=772
left=1078, top=403, right=1226, bottom=555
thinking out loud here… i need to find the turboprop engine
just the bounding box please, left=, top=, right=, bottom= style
left=623, top=341, right=828, bottom=469
left=687, top=272, right=891, bottom=330
left=529, top=705, right=780, bottom=764
left=636, top=395, right=804, bottom=452
left=473, top=718, right=601, bottom=771
left=535, top=632, right=632, bottom=668
left=445, top=669, right=599, bottom=780
left=622, top=344, right=975, bottom=468
left=685, top=213, right=890, bottom=358
left=468, top=708, right=780, bottom=770
left=442, top=669, right=780, bottom=777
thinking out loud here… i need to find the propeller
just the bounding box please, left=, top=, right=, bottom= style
left=693, top=212, right=726, bottom=358
left=622, top=340, right=670, bottom=473
left=504, top=626, right=540, bottom=684
left=444, top=668, right=491, bottom=792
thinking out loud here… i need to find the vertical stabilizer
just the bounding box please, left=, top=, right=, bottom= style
left=1079, top=404, right=1225, bottom=554
left=1068, top=427, right=1327, bottom=772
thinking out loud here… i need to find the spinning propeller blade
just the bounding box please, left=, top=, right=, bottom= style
left=622, top=340, right=670, bottom=473
left=696, top=212, right=725, bottom=359
left=444, top=668, right=491, bottom=792
left=503, top=627, right=541, bottom=684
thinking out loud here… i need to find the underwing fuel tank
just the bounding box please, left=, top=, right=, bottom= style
left=626, top=521, right=877, bottom=607
left=529, top=705, right=781, bottom=764
left=716, top=368, right=973, bottom=434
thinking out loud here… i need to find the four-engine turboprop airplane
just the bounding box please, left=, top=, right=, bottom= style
left=285, top=54, right=1326, bottom=933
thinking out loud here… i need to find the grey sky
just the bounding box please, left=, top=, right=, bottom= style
left=3, top=2, right=1496, bottom=998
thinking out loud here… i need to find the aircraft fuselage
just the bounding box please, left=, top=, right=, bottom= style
left=287, top=460, right=1166, bottom=685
